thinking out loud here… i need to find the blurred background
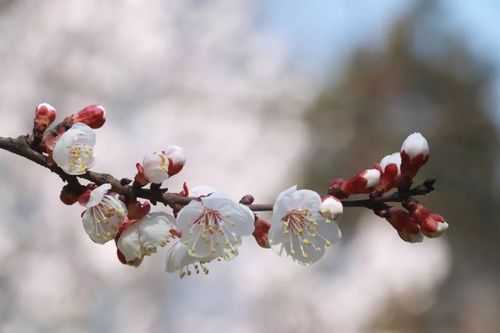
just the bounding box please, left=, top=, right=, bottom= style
left=0, top=0, right=498, bottom=332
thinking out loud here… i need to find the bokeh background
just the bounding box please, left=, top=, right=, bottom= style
left=0, top=0, right=498, bottom=332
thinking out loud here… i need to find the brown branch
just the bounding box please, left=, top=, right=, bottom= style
left=0, top=135, right=435, bottom=212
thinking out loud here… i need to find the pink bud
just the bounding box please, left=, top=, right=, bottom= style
left=72, top=105, right=106, bottom=129
left=33, top=103, right=57, bottom=138
left=59, top=184, right=86, bottom=205
left=134, top=163, right=149, bottom=186
left=400, top=133, right=429, bottom=182
left=405, top=201, right=448, bottom=238
left=341, top=169, right=381, bottom=196
left=162, top=145, right=186, bottom=177
left=253, top=217, right=271, bottom=248
left=375, top=152, right=401, bottom=193
left=381, top=207, right=423, bottom=243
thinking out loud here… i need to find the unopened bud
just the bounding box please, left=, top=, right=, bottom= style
left=383, top=207, right=423, bottom=243
left=239, top=194, right=255, bottom=205
left=59, top=183, right=86, bottom=205
left=375, top=152, right=401, bottom=193
left=334, top=169, right=381, bottom=197
left=253, top=217, right=271, bottom=248
left=72, top=105, right=106, bottom=129
left=405, top=201, right=448, bottom=238
left=162, top=145, right=186, bottom=177
left=33, top=103, right=57, bottom=141
left=400, top=133, right=429, bottom=182
left=319, top=196, right=343, bottom=220
left=143, top=146, right=186, bottom=184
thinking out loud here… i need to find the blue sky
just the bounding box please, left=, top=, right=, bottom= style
left=262, top=0, right=500, bottom=122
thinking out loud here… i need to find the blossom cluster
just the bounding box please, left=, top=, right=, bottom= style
left=329, top=132, right=448, bottom=242
left=27, top=103, right=447, bottom=277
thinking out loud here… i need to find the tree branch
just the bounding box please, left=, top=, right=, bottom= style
left=0, top=135, right=435, bottom=212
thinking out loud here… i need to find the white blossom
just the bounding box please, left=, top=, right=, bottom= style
left=165, top=241, right=218, bottom=278
left=117, top=212, right=176, bottom=263
left=401, top=132, right=429, bottom=158
left=142, top=145, right=186, bottom=184
left=81, top=184, right=127, bottom=244
left=177, top=190, right=254, bottom=260
left=52, top=123, right=96, bottom=175
left=269, top=186, right=342, bottom=265
left=319, top=196, right=343, bottom=221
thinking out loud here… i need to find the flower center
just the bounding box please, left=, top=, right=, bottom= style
left=68, top=144, right=93, bottom=173
left=281, top=209, right=332, bottom=259
left=187, top=208, right=239, bottom=259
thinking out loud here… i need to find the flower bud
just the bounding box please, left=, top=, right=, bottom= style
left=163, top=145, right=186, bottom=177
left=405, top=201, right=448, bottom=238
left=329, top=169, right=381, bottom=198
left=59, top=183, right=86, bottom=205
left=33, top=103, right=57, bottom=140
left=375, top=152, right=401, bottom=193
left=379, top=207, right=423, bottom=243
left=72, top=105, right=106, bottom=129
left=253, top=217, right=271, bottom=248
left=400, top=132, right=429, bottom=182
left=319, top=196, right=343, bottom=220
left=142, top=146, right=186, bottom=184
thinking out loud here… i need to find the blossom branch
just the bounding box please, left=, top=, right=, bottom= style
left=0, top=104, right=450, bottom=274
left=0, top=134, right=435, bottom=214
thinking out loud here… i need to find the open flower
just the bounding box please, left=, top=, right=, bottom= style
left=142, top=145, right=186, bottom=184
left=52, top=123, right=96, bottom=175
left=176, top=190, right=254, bottom=260
left=269, top=186, right=342, bottom=265
left=81, top=184, right=127, bottom=244
left=116, top=212, right=176, bottom=264
left=166, top=241, right=219, bottom=278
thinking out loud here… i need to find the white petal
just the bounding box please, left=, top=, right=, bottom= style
left=176, top=200, right=204, bottom=237
left=201, top=196, right=254, bottom=236
left=165, top=241, right=196, bottom=272
left=52, top=123, right=95, bottom=175
left=143, top=152, right=169, bottom=184
left=319, top=196, right=343, bottom=220
left=401, top=132, right=429, bottom=158
left=271, top=185, right=298, bottom=227
left=163, top=145, right=186, bottom=165
left=138, top=212, right=175, bottom=253
left=379, top=152, right=401, bottom=174
left=81, top=194, right=126, bottom=244
left=117, top=224, right=142, bottom=262
left=362, top=169, right=381, bottom=188
left=84, top=183, right=112, bottom=208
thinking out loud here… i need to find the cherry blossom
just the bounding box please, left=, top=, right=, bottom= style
left=116, top=212, right=176, bottom=264
left=52, top=123, right=96, bottom=175
left=269, top=186, right=342, bottom=265
left=142, top=145, right=186, bottom=184
left=81, top=184, right=127, bottom=244
left=165, top=241, right=219, bottom=278
left=176, top=190, right=254, bottom=259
